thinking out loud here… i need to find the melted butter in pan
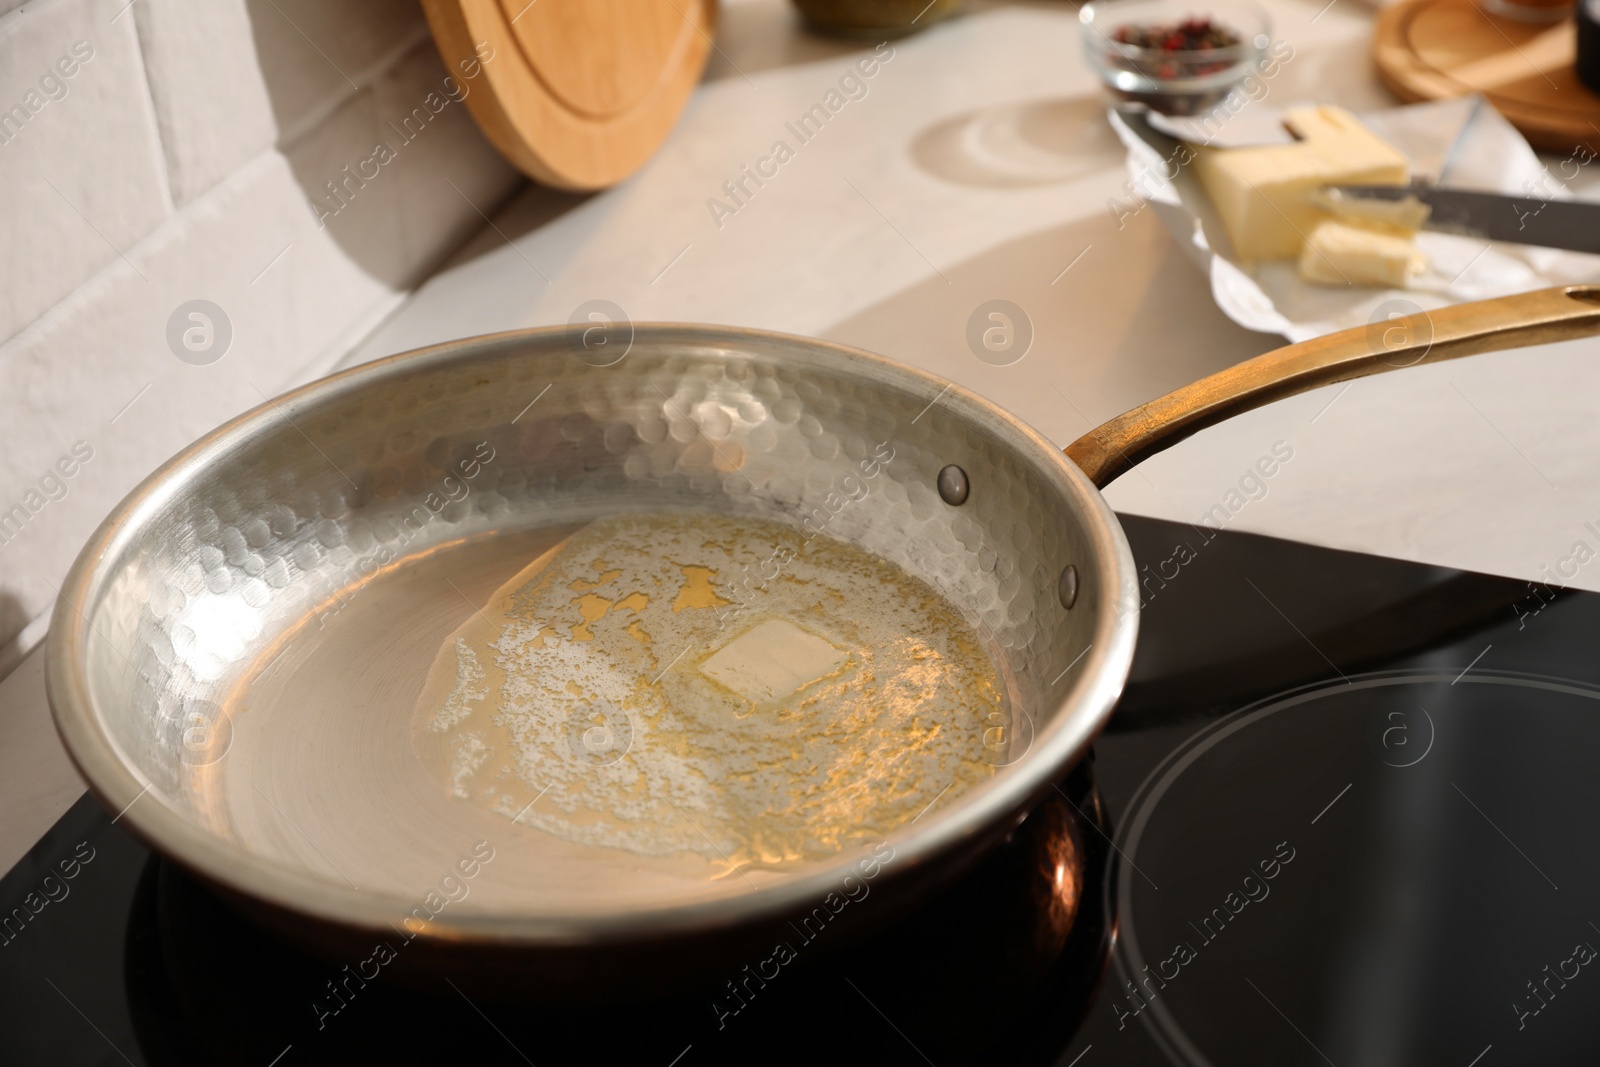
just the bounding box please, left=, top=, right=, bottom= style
left=412, top=513, right=1003, bottom=873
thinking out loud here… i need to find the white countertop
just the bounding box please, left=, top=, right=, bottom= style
left=8, top=0, right=1600, bottom=867
left=349, top=0, right=1600, bottom=600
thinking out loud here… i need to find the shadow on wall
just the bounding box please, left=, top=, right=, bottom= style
left=0, top=592, right=36, bottom=679
left=240, top=0, right=546, bottom=291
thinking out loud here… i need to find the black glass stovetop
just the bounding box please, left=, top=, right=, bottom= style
left=4, top=514, right=1597, bottom=1066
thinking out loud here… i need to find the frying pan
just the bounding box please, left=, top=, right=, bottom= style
left=46, top=285, right=1600, bottom=996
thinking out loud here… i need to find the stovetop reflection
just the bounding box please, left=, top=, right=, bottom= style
left=1106, top=668, right=1600, bottom=1065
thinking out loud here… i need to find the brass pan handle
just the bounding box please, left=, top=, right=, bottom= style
left=1066, top=285, right=1600, bottom=489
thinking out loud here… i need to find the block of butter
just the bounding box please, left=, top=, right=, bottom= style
left=1299, top=219, right=1426, bottom=288
left=1193, top=106, right=1410, bottom=262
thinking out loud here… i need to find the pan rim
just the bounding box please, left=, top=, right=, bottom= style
left=45, top=322, right=1140, bottom=948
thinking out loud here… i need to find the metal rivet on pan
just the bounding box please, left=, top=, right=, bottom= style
left=937, top=464, right=970, bottom=506
left=1058, top=564, right=1079, bottom=610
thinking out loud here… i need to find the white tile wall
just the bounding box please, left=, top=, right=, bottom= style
left=241, top=0, right=431, bottom=143
left=133, top=0, right=277, bottom=206
left=0, top=0, right=522, bottom=674
left=0, top=0, right=171, bottom=343
left=378, top=39, right=521, bottom=272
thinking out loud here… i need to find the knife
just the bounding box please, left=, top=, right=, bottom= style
left=1323, top=184, right=1600, bottom=255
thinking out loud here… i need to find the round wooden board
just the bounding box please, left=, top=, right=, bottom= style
left=1374, top=0, right=1600, bottom=155
left=422, top=0, right=717, bottom=190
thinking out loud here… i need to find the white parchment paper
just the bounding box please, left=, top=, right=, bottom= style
left=1111, top=95, right=1600, bottom=341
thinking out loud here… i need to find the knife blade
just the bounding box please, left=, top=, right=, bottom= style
left=1324, top=184, right=1600, bottom=255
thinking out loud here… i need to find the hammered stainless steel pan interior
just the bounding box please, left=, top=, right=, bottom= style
left=45, top=285, right=1600, bottom=995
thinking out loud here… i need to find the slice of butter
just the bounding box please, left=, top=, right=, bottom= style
left=698, top=617, right=848, bottom=706
left=1193, top=106, right=1410, bottom=263
left=1299, top=219, right=1427, bottom=288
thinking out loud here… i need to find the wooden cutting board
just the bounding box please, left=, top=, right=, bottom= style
left=1374, top=0, right=1600, bottom=155
left=422, top=0, right=717, bottom=190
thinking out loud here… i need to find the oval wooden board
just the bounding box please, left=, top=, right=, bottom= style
left=422, top=0, right=717, bottom=190
left=1374, top=0, right=1600, bottom=155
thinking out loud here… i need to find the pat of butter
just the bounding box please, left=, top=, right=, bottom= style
left=699, top=618, right=848, bottom=705
left=1193, top=106, right=1410, bottom=262
left=1299, top=219, right=1426, bottom=288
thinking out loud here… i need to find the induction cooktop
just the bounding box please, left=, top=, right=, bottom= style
left=3, top=514, right=1593, bottom=1065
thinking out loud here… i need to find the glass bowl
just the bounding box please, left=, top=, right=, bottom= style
left=1080, top=0, right=1270, bottom=116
